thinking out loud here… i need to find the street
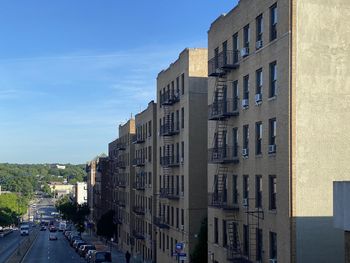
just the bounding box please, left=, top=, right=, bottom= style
left=22, top=198, right=85, bottom=263
left=0, top=230, right=21, bottom=262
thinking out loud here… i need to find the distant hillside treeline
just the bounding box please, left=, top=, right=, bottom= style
left=0, top=163, right=87, bottom=197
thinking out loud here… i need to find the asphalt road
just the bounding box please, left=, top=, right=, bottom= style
left=22, top=199, right=85, bottom=263
left=0, top=230, right=22, bottom=262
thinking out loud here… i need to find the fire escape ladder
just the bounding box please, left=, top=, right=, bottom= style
left=227, top=219, right=244, bottom=262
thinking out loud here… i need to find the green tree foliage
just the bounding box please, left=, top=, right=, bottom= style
left=96, top=210, right=116, bottom=239
left=56, top=196, right=90, bottom=233
left=0, top=163, right=86, bottom=198
left=0, top=193, right=28, bottom=226
left=190, top=217, right=208, bottom=263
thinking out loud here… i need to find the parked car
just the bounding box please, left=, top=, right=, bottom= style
left=49, top=234, right=57, bottom=241
left=70, top=236, right=81, bottom=245
left=90, top=251, right=112, bottom=263
left=85, top=249, right=96, bottom=262
left=72, top=239, right=83, bottom=248
left=79, top=244, right=96, bottom=257
left=75, top=241, right=87, bottom=251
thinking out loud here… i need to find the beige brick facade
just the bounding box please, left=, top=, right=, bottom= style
left=156, top=48, right=208, bottom=263
left=207, top=0, right=350, bottom=262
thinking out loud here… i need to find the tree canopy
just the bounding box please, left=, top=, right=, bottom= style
left=0, top=193, right=28, bottom=226
left=56, top=196, right=90, bottom=233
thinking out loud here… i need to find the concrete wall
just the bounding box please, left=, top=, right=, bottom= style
left=294, top=0, right=350, bottom=262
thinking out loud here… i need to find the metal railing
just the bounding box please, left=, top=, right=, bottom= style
left=153, top=216, right=170, bottom=229
left=160, top=156, right=180, bottom=167
left=208, top=193, right=239, bottom=211
left=160, top=91, right=180, bottom=106
left=208, top=98, right=239, bottom=120
left=208, top=146, right=239, bottom=164
left=160, top=188, right=180, bottom=200
left=160, top=123, right=180, bottom=136
left=208, top=50, right=240, bottom=76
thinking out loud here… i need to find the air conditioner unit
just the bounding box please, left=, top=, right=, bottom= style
left=180, top=157, right=184, bottom=164
left=255, top=93, right=262, bottom=104
left=242, top=99, right=249, bottom=108
left=256, top=40, right=263, bottom=49
left=180, top=191, right=184, bottom=197
left=242, top=148, right=248, bottom=157
left=241, top=47, right=249, bottom=57
left=179, top=225, right=185, bottom=231
left=269, top=259, right=277, bottom=263
left=242, top=198, right=248, bottom=207
left=268, top=144, right=277, bottom=154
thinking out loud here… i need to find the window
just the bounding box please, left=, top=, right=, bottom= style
left=256, top=68, right=263, bottom=97
left=222, top=41, right=228, bottom=65
left=232, top=175, right=238, bottom=204
left=232, top=80, right=239, bottom=111
left=214, top=217, right=219, bottom=244
left=176, top=110, right=179, bottom=130
left=176, top=208, right=179, bottom=228
left=181, top=175, right=184, bottom=194
left=243, top=175, right=249, bottom=200
left=256, top=14, right=263, bottom=47
left=181, top=209, right=184, bottom=226
left=166, top=235, right=169, bottom=250
left=255, top=175, right=262, bottom=208
left=232, top=33, right=239, bottom=63
left=148, top=121, right=152, bottom=137
left=222, top=220, right=227, bottom=247
left=148, top=146, right=152, bottom=162
left=171, top=207, right=174, bottom=226
left=269, top=175, right=277, bottom=210
left=243, top=75, right=249, bottom=105
left=176, top=76, right=180, bottom=94
left=243, top=224, right=249, bottom=255
left=243, top=24, right=250, bottom=50
left=181, top=73, right=185, bottom=95
left=243, top=125, right=249, bottom=155
left=181, top=107, right=184, bottom=128
left=181, top=141, right=184, bottom=161
left=269, top=61, right=277, bottom=97
left=232, top=128, right=238, bottom=157
left=163, top=233, right=165, bottom=251
left=149, top=172, right=152, bottom=185
left=270, top=3, right=278, bottom=41
left=256, top=228, right=263, bottom=261
left=214, top=47, right=219, bottom=69
left=176, top=143, right=179, bottom=163
left=269, top=232, right=277, bottom=259
left=256, top=122, right=262, bottom=155
left=159, top=90, right=162, bottom=107
left=269, top=118, right=277, bottom=153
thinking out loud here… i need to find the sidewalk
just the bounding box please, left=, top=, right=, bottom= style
left=81, top=232, right=127, bottom=263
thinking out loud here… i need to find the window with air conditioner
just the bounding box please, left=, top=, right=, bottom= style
left=243, top=125, right=249, bottom=157
left=256, top=68, right=263, bottom=104
left=242, top=24, right=250, bottom=57
left=269, top=118, right=277, bottom=154
left=242, top=75, right=249, bottom=108
left=256, top=14, right=263, bottom=50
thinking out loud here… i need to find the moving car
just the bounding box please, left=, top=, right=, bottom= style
left=49, top=226, right=57, bottom=232
left=58, top=221, right=66, bottom=231
left=40, top=226, right=46, bottom=231
left=20, top=224, right=29, bottom=236
left=49, top=233, right=57, bottom=240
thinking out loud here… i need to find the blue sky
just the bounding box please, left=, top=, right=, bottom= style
left=0, top=0, right=237, bottom=164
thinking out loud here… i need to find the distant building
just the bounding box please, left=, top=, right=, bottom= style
left=50, top=164, right=66, bottom=170
left=86, top=154, right=109, bottom=228
left=74, top=182, right=87, bottom=205
left=49, top=182, right=74, bottom=198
